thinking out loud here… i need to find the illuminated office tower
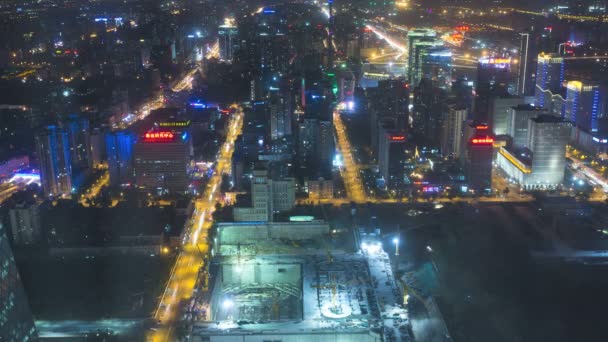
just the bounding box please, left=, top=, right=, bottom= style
left=407, top=29, right=436, bottom=84
left=565, top=81, right=606, bottom=133
left=218, top=20, right=238, bottom=61
left=508, top=104, right=548, bottom=148
left=133, top=130, right=192, bottom=193
left=35, top=125, right=72, bottom=197
left=526, top=115, right=570, bottom=186
left=0, top=224, right=37, bottom=340
left=464, top=127, right=494, bottom=193
left=410, top=38, right=443, bottom=88
left=534, top=53, right=564, bottom=108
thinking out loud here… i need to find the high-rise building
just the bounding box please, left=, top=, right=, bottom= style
left=517, top=32, right=535, bottom=96
left=464, top=131, right=494, bottom=193
left=89, top=128, right=106, bottom=168
left=496, top=115, right=570, bottom=189
left=133, top=130, right=192, bottom=193
left=410, top=38, right=444, bottom=88
left=63, top=115, right=91, bottom=170
left=527, top=115, right=571, bottom=186
left=35, top=125, right=72, bottom=197
left=0, top=223, right=37, bottom=340
left=534, top=53, right=565, bottom=108
left=369, top=78, right=409, bottom=157
left=474, top=57, right=513, bottom=121
left=565, top=81, right=607, bottom=133
left=8, top=201, right=41, bottom=246
left=106, top=130, right=135, bottom=187
left=378, top=128, right=407, bottom=186
left=218, top=22, right=238, bottom=61
left=420, top=46, right=452, bottom=90
left=317, top=120, right=334, bottom=170
left=407, top=29, right=437, bottom=84
left=508, top=104, right=548, bottom=148
left=268, top=89, right=292, bottom=140
left=441, top=106, right=467, bottom=157
left=489, top=96, right=535, bottom=136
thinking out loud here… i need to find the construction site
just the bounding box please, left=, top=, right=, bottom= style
left=188, top=221, right=407, bottom=342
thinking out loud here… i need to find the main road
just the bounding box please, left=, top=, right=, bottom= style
left=146, top=105, right=243, bottom=342
left=334, top=109, right=367, bottom=203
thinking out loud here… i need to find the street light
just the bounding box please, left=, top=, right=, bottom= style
left=393, top=237, right=399, bottom=256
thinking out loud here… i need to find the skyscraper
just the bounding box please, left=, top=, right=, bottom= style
left=517, top=32, right=536, bottom=96
left=268, top=88, right=292, bottom=140
left=105, top=130, right=136, bottom=187
left=420, top=46, right=452, bottom=90
left=474, top=57, right=513, bottom=121
left=63, top=115, right=91, bottom=170
left=440, top=106, right=467, bottom=157
left=0, top=223, right=37, bottom=341
left=534, top=53, right=564, bottom=108
left=369, top=78, right=409, bottom=157
left=527, top=115, right=570, bottom=186
left=410, top=38, right=443, bottom=88
left=565, top=81, right=606, bottom=133
left=35, top=125, right=72, bottom=197
left=218, top=21, right=238, bottom=62
left=464, top=129, right=494, bottom=193
left=489, top=96, right=535, bottom=136
left=378, top=127, right=407, bottom=186
left=508, top=104, right=548, bottom=148
left=407, top=28, right=437, bottom=84
left=134, top=130, right=192, bottom=193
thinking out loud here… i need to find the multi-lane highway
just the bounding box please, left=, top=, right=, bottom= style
left=146, top=105, right=243, bottom=342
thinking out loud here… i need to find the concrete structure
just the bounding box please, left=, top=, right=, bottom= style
left=440, top=106, right=466, bottom=157
left=534, top=53, right=564, bottom=108
left=8, top=202, right=41, bottom=246
left=35, top=125, right=72, bottom=197
left=378, top=127, right=407, bottom=186
left=496, top=115, right=570, bottom=189
left=105, top=130, right=135, bottom=186
left=308, top=177, right=334, bottom=199
left=464, top=133, right=494, bottom=192
left=508, top=104, right=548, bottom=148
left=407, top=28, right=437, bottom=85
left=218, top=23, right=238, bottom=62
left=233, top=166, right=295, bottom=222
left=133, top=130, right=192, bottom=193
left=489, top=96, right=534, bottom=136
left=0, top=223, right=37, bottom=340
left=527, top=115, right=571, bottom=186
left=63, top=114, right=91, bottom=169
left=564, top=81, right=606, bottom=133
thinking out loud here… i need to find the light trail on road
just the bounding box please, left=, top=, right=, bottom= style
left=334, top=109, right=367, bottom=203
left=146, top=105, right=243, bottom=342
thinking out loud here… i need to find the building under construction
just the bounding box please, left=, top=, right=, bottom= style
left=188, top=221, right=406, bottom=341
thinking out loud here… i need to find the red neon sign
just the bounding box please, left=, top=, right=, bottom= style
left=391, top=136, right=406, bottom=141
left=144, top=131, right=174, bottom=140
left=471, top=137, right=494, bottom=144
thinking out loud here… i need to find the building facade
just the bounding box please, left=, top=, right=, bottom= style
left=0, top=223, right=37, bottom=340
left=35, top=125, right=72, bottom=197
